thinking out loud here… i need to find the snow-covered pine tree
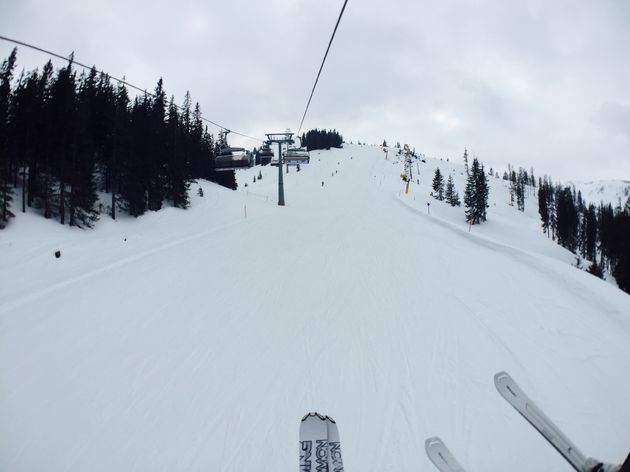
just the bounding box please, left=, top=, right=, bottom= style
left=432, top=168, right=444, bottom=200
left=463, top=148, right=469, bottom=176
left=445, top=174, right=461, bottom=207
left=464, top=158, right=489, bottom=224
left=516, top=168, right=526, bottom=211
left=445, top=174, right=454, bottom=204
left=452, top=189, right=461, bottom=206
left=464, top=166, right=477, bottom=223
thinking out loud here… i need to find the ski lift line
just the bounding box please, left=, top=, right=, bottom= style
left=296, top=0, right=348, bottom=137
left=0, top=34, right=263, bottom=143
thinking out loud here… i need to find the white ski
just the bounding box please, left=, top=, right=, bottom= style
left=325, top=416, right=344, bottom=472
left=494, top=371, right=589, bottom=472
left=300, top=412, right=329, bottom=472
left=425, top=437, right=467, bottom=472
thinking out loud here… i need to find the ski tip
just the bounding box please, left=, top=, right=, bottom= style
left=493, top=371, right=510, bottom=389
left=494, top=371, right=523, bottom=403
left=425, top=436, right=443, bottom=451
left=301, top=412, right=328, bottom=422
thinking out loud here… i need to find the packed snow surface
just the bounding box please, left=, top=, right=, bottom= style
left=1, top=144, right=629, bottom=471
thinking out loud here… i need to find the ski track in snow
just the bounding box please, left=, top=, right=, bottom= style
left=1, top=144, right=629, bottom=472
left=0, top=218, right=248, bottom=318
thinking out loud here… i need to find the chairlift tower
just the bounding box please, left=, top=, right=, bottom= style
left=266, top=131, right=294, bottom=206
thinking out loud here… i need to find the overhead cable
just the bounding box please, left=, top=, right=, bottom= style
left=296, top=0, right=348, bottom=137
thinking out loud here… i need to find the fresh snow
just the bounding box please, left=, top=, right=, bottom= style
left=567, top=179, right=630, bottom=206
left=1, top=144, right=629, bottom=472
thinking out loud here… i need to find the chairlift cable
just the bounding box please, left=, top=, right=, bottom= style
left=0, top=34, right=263, bottom=142
left=296, top=0, right=348, bottom=137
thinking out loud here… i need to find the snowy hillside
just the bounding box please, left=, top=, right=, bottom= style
left=567, top=179, right=630, bottom=206
left=1, top=144, right=629, bottom=472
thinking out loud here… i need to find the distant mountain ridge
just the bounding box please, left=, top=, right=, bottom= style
left=566, top=179, right=630, bottom=205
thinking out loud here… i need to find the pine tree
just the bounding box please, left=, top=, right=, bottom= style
left=48, top=59, right=78, bottom=225
left=587, top=257, right=604, bottom=279
left=29, top=61, right=55, bottom=215
left=451, top=189, right=461, bottom=207
left=444, top=174, right=461, bottom=207
left=584, top=203, right=598, bottom=262
left=166, top=94, right=190, bottom=209
left=10, top=66, right=44, bottom=216
left=0, top=53, right=229, bottom=227
left=9, top=70, right=34, bottom=214
left=94, top=71, right=116, bottom=197
left=538, top=177, right=551, bottom=236
left=0, top=47, right=17, bottom=226
left=555, top=186, right=579, bottom=252
left=463, top=148, right=469, bottom=176
left=515, top=168, right=526, bottom=211
left=165, top=95, right=179, bottom=204
left=110, top=79, right=130, bottom=219
left=464, top=158, right=489, bottom=224
left=432, top=168, right=444, bottom=200
left=476, top=163, right=489, bottom=222
left=301, top=128, right=343, bottom=151
left=120, top=95, right=149, bottom=216
left=147, top=78, right=167, bottom=211
left=444, top=174, right=454, bottom=204
left=190, top=102, right=205, bottom=179
left=69, top=67, right=99, bottom=227
left=464, top=162, right=477, bottom=223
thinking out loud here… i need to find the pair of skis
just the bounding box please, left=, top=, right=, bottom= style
left=299, top=373, right=624, bottom=472
left=299, top=412, right=344, bottom=472
left=426, top=371, right=621, bottom=472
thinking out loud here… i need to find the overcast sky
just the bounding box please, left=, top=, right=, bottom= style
left=2, top=0, right=629, bottom=181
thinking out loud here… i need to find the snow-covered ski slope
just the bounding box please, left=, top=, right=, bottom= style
left=1, top=144, right=629, bottom=472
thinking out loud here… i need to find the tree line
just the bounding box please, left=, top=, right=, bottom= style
left=503, top=164, right=536, bottom=212
left=496, top=161, right=629, bottom=295
left=431, top=168, right=461, bottom=207
left=431, top=150, right=488, bottom=224
left=300, top=128, right=343, bottom=151
left=0, top=48, right=236, bottom=229
left=537, top=177, right=630, bottom=293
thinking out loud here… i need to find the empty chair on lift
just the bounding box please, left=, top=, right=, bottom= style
left=214, top=146, right=252, bottom=171
left=283, top=147, right=310, bottom=166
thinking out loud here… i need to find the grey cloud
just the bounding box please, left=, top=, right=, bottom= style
left=1, top=0, right=629, bottom=180
left=592, top=102, right=630, bottom=140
